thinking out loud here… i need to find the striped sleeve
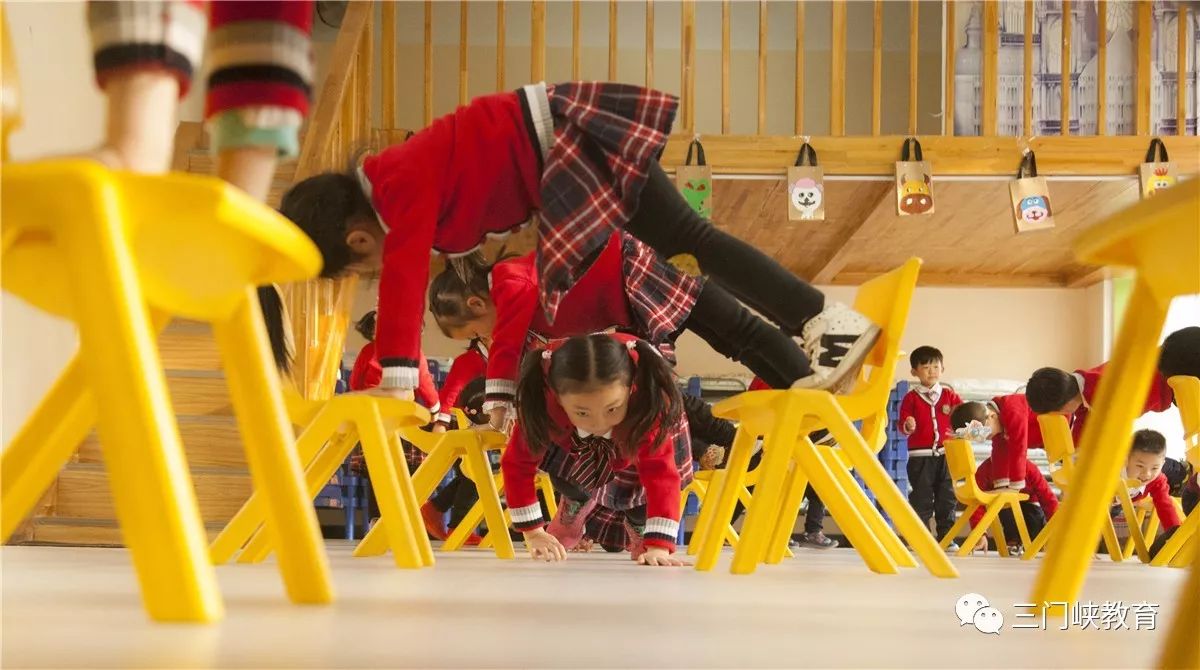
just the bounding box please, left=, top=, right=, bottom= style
left=89, top=0, right=207, bottom=96
left=499, top=430, right=546, bottom=533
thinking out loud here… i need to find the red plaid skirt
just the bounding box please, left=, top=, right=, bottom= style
left=536, top=83, right=680, bottom=327
left=620, top=233, right=701, bottom=344
left=585, top=505, right=635, bottom=551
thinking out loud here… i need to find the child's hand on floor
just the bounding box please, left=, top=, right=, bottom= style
left=902, top=417, right=917, bottom=435
left=636, top=547, right=689, bottom=567
left=971, top=535, right=989, bottom=554
left=523, top=529, right=567, bottom=562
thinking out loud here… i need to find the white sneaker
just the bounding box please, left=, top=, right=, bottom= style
left=792, top=302, right=881, bottom=393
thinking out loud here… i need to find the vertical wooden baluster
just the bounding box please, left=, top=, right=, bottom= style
left=424, top=0, right=433, bottom=126
left=1024, top=0, right=1033, bottom=136
left=795, top=0, right=805, bottom=135
left=1061, top=0, right=1071, bottom=136
left=1136, top=0, right=1151, bottom=135
left=758, top=0, right=767, bottom=134
left=1178, top=3, right=1188, bottom=136
left=983, top=0, right=998, bottom=136
left=722, top=0, right=730, bottom=134
left=646, top=0, right=655, bottom=87
left=609, top=0, right=618, bottom=80
left=358, top=15, right=372, bottom=141
left=459, top=0, right=469, bottom=105
left=872, top=0, right=882, bottom=135
left=945, top=0, right=956, bottom=135
left=830, top=0, right=846, bottom=136
left=909, top=0, right=919, bottom=134
left=572, top=1, right=581, bottom=79
left=1097, top=0, right=1107, bottom=135
left=533, top=0, right=546, bottom=82
left=497, top=0, right=506, bottom=91
left=381, top=1, right=396, bottom=129
left=682, top=0, right=696, bottom=133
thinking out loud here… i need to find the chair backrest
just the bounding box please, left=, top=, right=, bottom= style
left=943, top=438, right=982, bottom=505
left=1038, top=414, right=1077, bottom=490
left=1, top=5, right=21, bottom=160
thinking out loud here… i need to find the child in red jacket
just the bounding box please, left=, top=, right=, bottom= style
left=1122, top=430, right=1183, bottom=560
left=967, top=459, right=1059, bottom=552
left=503, top=333, right=693, bottom=566
left=431, top=338, right=490, bottom=430
left=898, top=346, right=963, bottom=544
left=1025, top=364, right=1175, bottom=444
left=949, top=397, right=1042, bottom=491
left=279, top=82, right=879, bottom=406
left=347, top=311, right=439, bottom=414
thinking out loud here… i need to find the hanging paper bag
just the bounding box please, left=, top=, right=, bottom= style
left=895, top=137, right=934, bottom=216
left=787, top=142, right=825, bottom=221
left=1139, top=138, right=1178, bottom=199
left=1010, top=151, right=1055, bottom=233
left=676, top=138, right=713, bottom=218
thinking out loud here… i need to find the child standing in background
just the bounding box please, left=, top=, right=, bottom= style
left=899, top=347, right=963, bottom=545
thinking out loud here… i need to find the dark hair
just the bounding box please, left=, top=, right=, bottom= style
left=1025, top=367, right=1080, bottom=414
left=950, top=401, right=989, bottom=430
left=457, top=377, right=489, bottom=425
left=910, top=346, right=944, bottom=369
left=355, top=311, right=377, bottom=342
left=1131, top=429, right=1167, bottom=455
left=279, top=172, right=376, bottom=278
left=1159, top=326, right=1200, bottom=380
left=515, top=335, right=682, bottom=460
left=428, top=250, right=517, bottom=336
left=257, top=285, right=291, bottom=373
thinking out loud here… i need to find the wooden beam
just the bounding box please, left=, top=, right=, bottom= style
left=758, top=0, right=767, bottom=134
left=532, top=0, right=546, bottom=82
left=795, top=0, right=804, bottom=134
left=1065, top=266, right=1115, bottom=289
left=872, top=0, right=882, bottom=136
left=1137, top=0, right=1151, bottom=134
left=1061, top=0, right=1071, bottom=136
left=1179, top=4, right=1189, bottom=136
left=834, top=271, right=1070, bottom=289
left=572, top=1, right=581, bottom=79
left=812, top=186, right=894, bottom=284
left=646, top=0, right=654, bottom=87
left=1024, top=0, right=1033, bottom=136
left=830, top=0, right=846, bottom=136
left=658, top=134, right=1200, bottom=176
left=424, top=0, right=433, bottom=126
left=459, top=0, right=469, bottom=106
left=722, top=0, right=730, bottom=134
left=982, top=0, right=999, bottom=136
left=1097, top=0, right=1106, bottom=134
left=908, top=0, right=919, bottom=134
left=945, top=0, right=955, bottom=135
left=682, top=0, right=696, bottom=133
left=609, top=0, right=618, bottom=80
left=381, top=1, right=396, bottom=129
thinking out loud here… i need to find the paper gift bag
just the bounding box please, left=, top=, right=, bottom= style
left=676, top=138, right=713, bottom=218
left=895, top=137, right=934, bottom=216
left=1139, top=138, right=1178, bottom=199
left=1010, top=151, right=1055, bottom=233
left=787, top=142, right=825, bottom=221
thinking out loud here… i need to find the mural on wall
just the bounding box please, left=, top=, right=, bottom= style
left=954, top=1, right=1197, bottom=136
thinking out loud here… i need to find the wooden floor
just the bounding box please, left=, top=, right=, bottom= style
left=1, top=543, right=1187, bottom=669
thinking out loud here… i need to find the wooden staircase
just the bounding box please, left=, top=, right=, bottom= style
left=8, top=125, right=297, bottom=546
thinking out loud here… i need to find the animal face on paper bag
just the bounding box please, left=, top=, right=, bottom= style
left=1147, top=166, right=1176, bottom=196
left=682, top=180, right=710, bottom=214
left=1018, top=195, right=1051, bottom=225
left=899, top=174, right=933, bottom=214
left=789, top=178, right=823, bottom=219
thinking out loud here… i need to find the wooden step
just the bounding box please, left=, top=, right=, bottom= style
left=164, top=372, right=233, bottom=417
left=186, top=150, right=297, bottom=183
left=22, top=517, right=225, bottom=547
left=76, top=415, right=246, bottom=470
left=159, top=321, right=222, bottom=372
left=53, top=463, right=252, bottom=524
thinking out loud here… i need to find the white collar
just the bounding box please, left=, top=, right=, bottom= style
left=355, top=163, right=390, bottom=233
left=914, top=382, right=943, bottom=403
left=1072, top=372, right=1090, bottom=410
left=575, top=427, right=613, bottom=440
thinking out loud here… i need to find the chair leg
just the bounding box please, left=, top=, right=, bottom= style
left=940, top=504, right=977, bottom=550
left=1101, top=515, right=1125, bottom=563
left=1010, top=500, right=1033, bottom=551
left=1169, top=533, right=1197, bottom=568
left=764, top=463, right=806, bottom=565
left=353, top=442, right=459, bottom=558
left=1157, top=559, right=1200, bottom=669
left=62, top=211, right=220, bottom=622
left=824, top=447, right=916, bottom=568
left=477, top=475, right=509, bottom=551
left=1117, top=489, right=1149, bottom=562
left=212, top=288, right=332, bottom=605
left=390, top=432, right=435, bottom=567
left=960, top=504, right=1006, bottom=558
left=1152, top=512, right=1200, bottom=567
left=992, top=518, right=1010, bottom=557
left=356, top=407, right=425, bottom=569
left=694, top=429, right=757, bottom=572
left=731, top=404, right=805, bottom=575
left=1023, top=513, right=1058, bottom=560
left=462, top=444, right=515, bottom=559
left=690, top=473, right=727, bottom=558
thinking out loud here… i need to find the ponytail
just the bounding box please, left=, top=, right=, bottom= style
left=257, top=285, right=292, bottom=373
left=515, top=348, right=555, bottom=456
left=428, top=247, right=519, bottom=334
left=617, top=339, right=683, bottom=458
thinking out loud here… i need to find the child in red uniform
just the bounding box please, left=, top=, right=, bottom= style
left=898, top=346, right=963, bottom=545
left=431, top=338, right=490, bottom=430
left=1122, top=430, right=1183, bottom=560
left=420, top=378, right=489, bottom=544
left=948, top=396, right=1042, bottom=492
left=503, top=333, right=693, bottom=566
left=965, top=459, right=1058, bottom=553
left=279, top=82, right=879, bottom=410
left=347, top=311, right=440, bottom=414
left=1025, top=364, right=1175, bottom=444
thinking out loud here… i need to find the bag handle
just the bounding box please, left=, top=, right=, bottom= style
left=1144, top=137, right=1169, bottom=163
left=685, top=138, right=708, bottom=166
left=900, top=137, right=924, bottom=162
left=1016, top=150, right=1039, bottom=179
left=794, top=142, right=818, bottom=167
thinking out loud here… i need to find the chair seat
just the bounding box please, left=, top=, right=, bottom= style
left=973, top=489, right=1030, bottom=506
left=2, top=160, right=320, bottom=321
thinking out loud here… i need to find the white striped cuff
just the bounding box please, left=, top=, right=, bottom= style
left=381, top=365, right=420, bottom=390
left=207, top=21, right=315, bottom=83
left=521, top=82, right=554, bottom=161
left=510, top=503, right=544, bottom=527
left=435, top=412, right=453, bottom=425
left=427, top=402, right=441, bottom=416
left=90, top=1, right=207, bottom=71
left=643, top=517, right=680, bottom=539
left=486, top=378, right=517, bottom=399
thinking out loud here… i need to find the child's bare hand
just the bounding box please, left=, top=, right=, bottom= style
left=523, top=529, right=566, bottom=562
left=972, top=535, right=988, bottom=553
left=902, top=417, right=917, bottom=435
left=636, top=547, right=689, bottom=567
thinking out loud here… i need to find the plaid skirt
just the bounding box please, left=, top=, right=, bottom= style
left=536, top=83, right=689, bottom=334
left=585, top=505, right=636, bottom=551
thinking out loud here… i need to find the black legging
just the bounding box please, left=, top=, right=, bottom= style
left=626, top=160, right=826, bottom=336
left=429, top=462, right=480, bottom=527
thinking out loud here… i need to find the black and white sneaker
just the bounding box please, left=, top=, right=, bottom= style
left=792, top=302, right=881, bottom=394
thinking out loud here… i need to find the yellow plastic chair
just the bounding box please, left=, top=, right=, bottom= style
left=694, top=258, right=957, bottom=578
left=1121, top=489, right=1166, bottom=560
left=1149, top=376, right=1200, bottom=568
left=353, top=415, right=517, bottom=559
left=0, top=161, right=331, bottom=622
left=1032, top=179, right=1199, bottom=613
left=1, top=5, right=21, bottom=161
left=443, top=450, right=559, bottom=554
left=937, top=439, right=1032, bottom=557
left=210, top=392, right=432, bottom=568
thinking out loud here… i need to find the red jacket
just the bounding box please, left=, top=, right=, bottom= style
left=899, top=385, right=963, bottom=454
left=1069, top=363, right=1175, bottom=444
left=970, top=459, right=1059, bottom=527
left=348, top=341, right=440, bottom=413
left=485, top=235, right=634, bottom=408
left=434, top=341, right=489, bottom=427
left=1127, top=473, right=1182, bottom=530
left=985, top=394, right=1045, bottom=487
left=361, top=90, right=541, bottom=390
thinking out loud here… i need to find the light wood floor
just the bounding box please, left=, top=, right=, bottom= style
left=1, top=543, right=1188, bottom=669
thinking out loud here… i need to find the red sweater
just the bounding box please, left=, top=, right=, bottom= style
left=1069, top=364, right=1175, bottom=444
left=985, top=394, right=1045, bottom=488
left=485, top=236, right=634, bottom=407
left=361, top=90, right=542, bottom=390
left=348, top=341, right=440, bottom=413
left=434, top=341, right=489, bottom=426
left=970, top=459, right=1059, bottom=527
left=899, top=384, right=963, bottom=454
left=1127, top=473, right=1182, bottom=530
